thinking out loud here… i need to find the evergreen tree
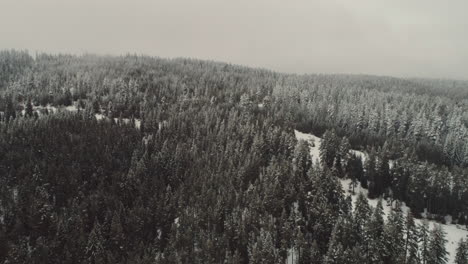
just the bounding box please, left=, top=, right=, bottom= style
left=455, top=238, right=468, bottom=264
left=63, top=89, right=72, bottom=106
left=92, top=99, right=100, bottom=114
left=420, top=219, right=431, bottom=264
left=86, top=221, right=106, bottom=264
left=248, top=229, right=282, bottom=264
left=353, top=192, right=371, bottom=246
left=366, top=149, right=382, bottom=198
left=293, top=140, right=312, bottom=183
left=320, top=130, right=338, bottom=168
left=5, top=96, right=16, bottom=121
left=383, top=201, right=405, bottom=263
left=25, top=97, right=34, bottom=117
left=324, top=239, right=347, bottom=264
left=427, top=224, right=448, bottom=264
left=366, top=199, right=385, bottom=263
left=309, top=240, right=322, bottom=264
left=110, top=213, right=125, bottom=259
left=0, top=229, right=8, bottom=263
left=376, top=148, right=391, bottom=191
left=405, top=212, right=420, bottom=264
left=346, top=154, right=363, bottom=194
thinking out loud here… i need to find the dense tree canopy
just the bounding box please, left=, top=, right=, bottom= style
left=0, top=50, right=467, bottom=263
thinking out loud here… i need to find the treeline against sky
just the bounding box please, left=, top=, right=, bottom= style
left=0, top=50, right=467, bottom=263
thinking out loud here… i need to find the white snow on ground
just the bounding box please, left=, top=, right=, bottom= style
left=350, top=149, right=395, bottom=169
left=340, top=178, right=467, bottom=264
left=294, top=130, right=322, bottom=164
left=350, top=149, right=367, bottom=164
left=287, top=248, right=297, bottom=264
left=20, top=101, right=143, bottom=130
left=45, top=104, right=58, bottom=113
left=95, top=113, right=105, bottom=120
left=28, top=102, right=142, bottom=130
left=65, top=105, right=78, bottom=112
left=93, top=113, right=141, bottom=129
left=294, top=129, right=468, bottom=264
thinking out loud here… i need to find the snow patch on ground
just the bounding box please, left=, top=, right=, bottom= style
left=294, top=129, right=467, bottom=264
left=287, top=248, right=297, bottom=264
left=65, top=105, right=78, bottom=112
left=28, top=102, right=142, bottom=130
left=340, top=178, right=467, bottom=264
left=93, top=113, right=141, bottom=129
left=95, top=113, right=105, bottom=120
left=294, top=130, right=322, bottom=164
left=350, top=149, right=367, bottom=164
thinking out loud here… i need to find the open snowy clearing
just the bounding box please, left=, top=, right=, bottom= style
left=25, top=102, right=142, bottom=129
left=294, top=129, right=468, bottom=264
left=340, top=178, right=467, bottom=264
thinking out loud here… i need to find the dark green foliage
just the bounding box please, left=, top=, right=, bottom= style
left=405, top=212, right=420, bottom=264
left=0, top=50, right=460, bottom=263
left=428, top=225, right=448, bottom=264
left=383, top=201, right=405, bottom=263
left=456, top=238, right=468, bottom=264
left=25, top=97, right=34, bottom=117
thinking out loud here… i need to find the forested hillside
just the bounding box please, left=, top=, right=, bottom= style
left=1, top=50, right=467, bottom=263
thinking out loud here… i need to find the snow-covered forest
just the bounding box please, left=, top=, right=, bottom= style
left=1, top=50, right=468, bottom=263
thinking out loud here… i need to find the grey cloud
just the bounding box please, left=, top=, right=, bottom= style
left=0, top=0, right=466, bottom=79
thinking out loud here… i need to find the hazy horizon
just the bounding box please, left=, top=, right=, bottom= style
left=1, top=0, right=467, bottom=80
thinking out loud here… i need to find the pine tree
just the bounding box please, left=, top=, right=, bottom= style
left=5, top=96, right=16, bottom=121
left=346, top=154, right=363, bottom=194
left=420, top=219, right=430, bottom=264
left=324, top=240, right=347, bottom=264
left=334, top=136, right=350, bottom=175
left=320, top=130, right=338, bottom=168
left=339, top=137, right=351, bottom=166
left=455, top=238, right=468, bottom=264
left=107, top=101, right=114, bottom=119
left=376, top=148, right=391, bottom=191
left=293, top=140, right=312, bottom=183
left=0, top=229, right=8, bottom=263
left=225, top=250, right=242, bottom=264
left=63, top=89, right=72, bottom=106
left=366, top=199, right=385, bottom=263
left=248, top=228, right=281, bottom=264
left=92, top=99, right=100, bottom=114
left=110, top=213, right=125, bottom=258
left=240, top=93, right=253, bottom=110
left=366, top=149, right=380, bottom=198
left=383, top=201, right=405, bottom=263
left=427, top=224, right=448, bottom=264
left=25, top=98, right=34, bottom=117
left=408, top=164, right=429, bottom=215
left=86, top=221, right=106, bottom=264
left=297, top=241, right=312, bottom=264
left=405, top=212, right=420, bottom=264
left=353, top=192, right=371, bottom=245
left=309, top=240, right=322, bottom=264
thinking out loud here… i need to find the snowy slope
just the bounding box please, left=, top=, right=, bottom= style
left=294, top=130, right=468, bottom=264
left=340, top=179, right=467, bottom=264
left=294, top=130, right=322, bottom=165
left=26, top=102, right=142, bottom=130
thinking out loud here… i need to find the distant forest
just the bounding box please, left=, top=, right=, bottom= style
left=0, top=50, right=467, bottom=263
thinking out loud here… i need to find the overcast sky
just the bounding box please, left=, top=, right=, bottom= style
left=1, top=0, right=467, bottom=79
